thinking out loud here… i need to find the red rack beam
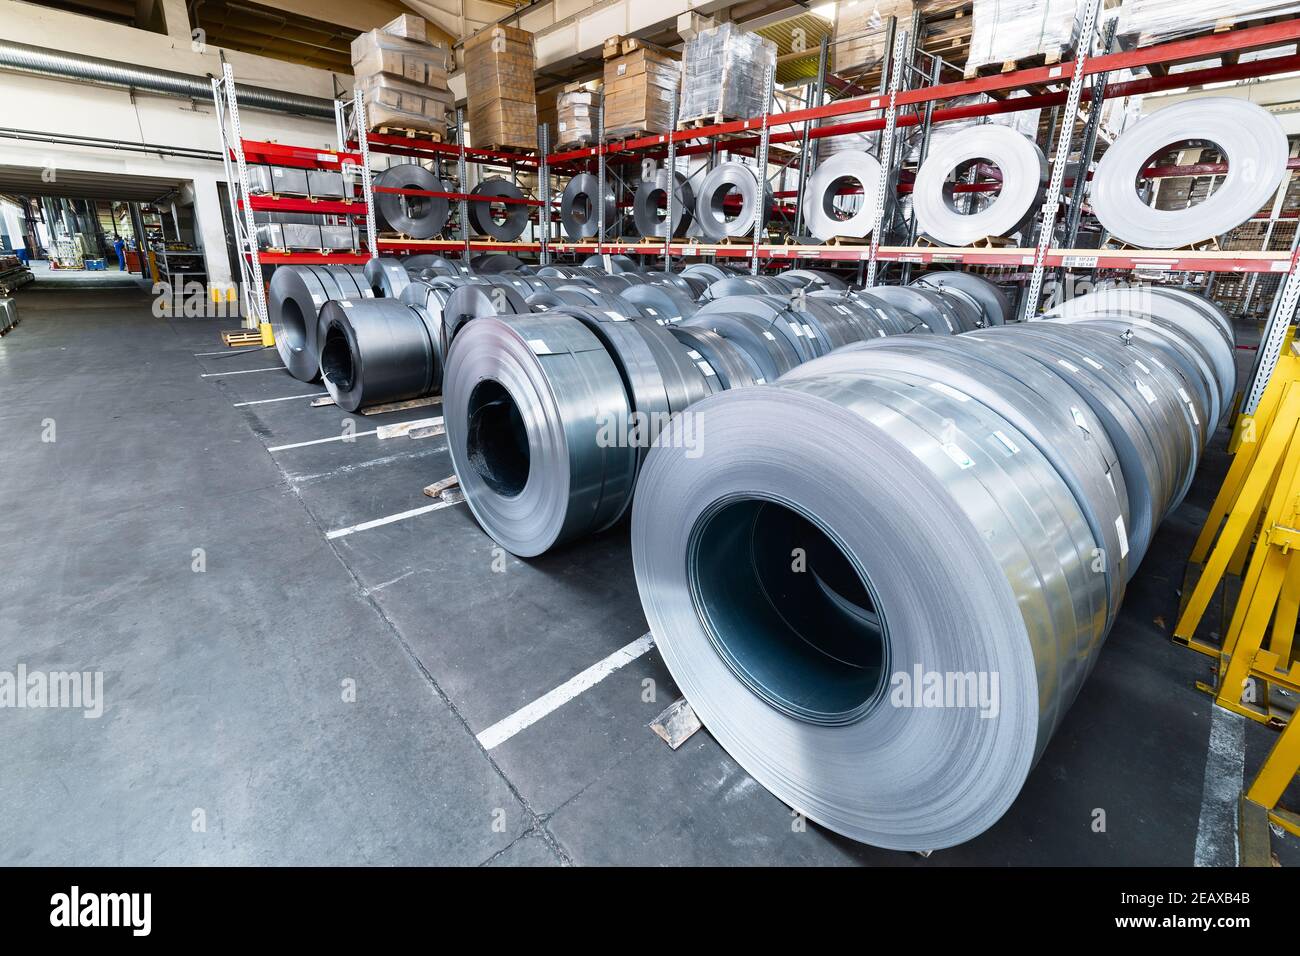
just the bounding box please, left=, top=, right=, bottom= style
left=249, top=251, right=371, bottom=265
left=240, top=140, right=363, bottom=170
left=242, top=196, right=365, bottom=215
left=359, top=132, right=539, bottom=169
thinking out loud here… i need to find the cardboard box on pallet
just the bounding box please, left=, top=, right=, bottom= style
left=602, top=45, right=679, bottom=139
left=965, top=0, right=1082, bottom=74
left=678, top=23, right=776, bottom=125
left=351, top=16, right=451, bottom=135
left=833, top=0, right=914, bottom=74
left=465, top=24, right=537, bottom=150
left=379, top=13, right=427, bottom=42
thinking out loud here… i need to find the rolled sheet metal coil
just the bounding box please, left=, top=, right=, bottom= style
left=479, top=272, right=538, bottom=300
left=643, top=270, right=697, bottom=294
left=668, top=325, right=761, bottom=390
left=373, top=165, right=449, bottom=239
left=695, top=162, right=771, bottom=241
left=403, top=253, right=461, bottom=276
left=468, top=179, right=530, bottom=241
left=786, top=335, right=1132, bottom=625
left=365, top=257, right=412, bottom=298
left=803, top=149, right=884, bottom=242
left=317, top=298, right=440, bottom=411
left=623, top=282, right=700, bottom=323
left=968, top=323, right=1196, bottom=568
left=581, top=253, right=640, bottom=273
left=268, top=265, right=371, bottom=382
left=841, top=290, right=923, bottom=337
left=443, top=283, right=527, bottom=342
left=911, top=271, right=1010, bottom=326
left=682, top=311, right=803, bottom=383
left=695, top=294, right=822, bottom=364
left=631, top=367, right=1109, bottom=850
left=864, top=286, right=966, bottom=334
left=681, top=262, right=741, bottom=285
left=701, top=274, right=791, bottom=300
left=444, top=313, right=637, bottom=556
left=776, top=269, right=850, bottom=292
left=1045, top=286, right=1234, bottom=422
left=632, top=169, right=695, bottom=238
left=912, top=125, right=1046, bottom=246
left=560, top=175, right=617, bottom=240
left=469, top=252, right=527, bottom=273
left=1090, top=97, right=1288, bottom=248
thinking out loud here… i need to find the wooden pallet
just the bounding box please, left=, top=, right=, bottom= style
left=1105, top=236, right=1221, bottom=253
left=678, top=113, right=746, bottom=130
left=475, top=143, right=538, bottom=156
left=311, top=394, right=443, bottom=415
left=916, top=234, right=1016, bottom=249
left=220, top=329, right=264, bottom=348
left=374, top=126, right=445, bottom=143
left=963, top=47, right=1062, bottom=80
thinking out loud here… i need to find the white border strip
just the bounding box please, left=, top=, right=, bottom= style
left=234, top=393, right=327, bottom=407
left=200, top=367, right=284, bottom=378
left=267, top=429, right=378, bottom=452
left=325, top=497, right=463, bottom=539
left=1193, top=706, right=1245, bottom=867
left=477, top=633, right=656, bottom=751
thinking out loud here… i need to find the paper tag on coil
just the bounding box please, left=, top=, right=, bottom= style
left=1057, top=358, right=1080, bottom=373
left=697, top=361, right=716, bottom=377
left=526, top=338, right=549, bottom=353
left=802, top=324, right=817, bottom=339
left=1135, top=379, right=1157, bottom=404
left=992, top=430, right=1020, bottom=455
left=762, top=331, right=776, bottom=340
left=1083, top=357, right=1103, bottom=370
left=1071, top=406, right=1090, bottom=431
left=1115, top=516, right=1130, bottom=559
left=339, top=300, right=353, bottom=308
left=942, top=442, right=975, bottom=470
left=604, top=310, right=625, bottom=321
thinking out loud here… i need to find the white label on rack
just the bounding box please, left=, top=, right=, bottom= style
left=1071, top=406, right=1090, bottom=432
left=682, top=246, right=698, bottom=255
left=527, top=338, right=549, bottom=353
left=1062, top=255, right=1097, bottom=268
left=1048, top=66, right=1064, bottom=79
left=993, top=430, right=1020, bottom=455
left=1271, top=260, right=1291, bottom=272
left=697, top=360, right=716, bottom=376
left=316, top=153, right=335, bottom=164
left=930, top=382, right=969, bottom=402
left=1057, top=358, right=1080, bottom=373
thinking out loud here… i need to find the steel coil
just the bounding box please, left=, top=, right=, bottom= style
left=668, top=325, right=761, bottom=390
left=403, top=253, right=462, bottom=276
left=469, top=179, right=530, bottom=241
left=444, top=313, right=637, bottom=556
left=373, top=164, right=449, bottom=239
left=318, top=298, right=441, bottom=411
left=912, top=125, right=1046, bottom=246
left=365, top=257, right=412, bottom=297
left=443, top=283, right=527, bottom=341
left=268, top=265, right=370, bottom=381
left=864, top=286, right=964, bottom=334
left=695, top=162, right=771, bottom=241
left=632, top=169, right=695, bottom=238
left=623, top=282, right=700, bottom=323
left=558, top=174, right=616, bottom=240
left=470, top=253, right=527, bottom=273
left=1090, top=97, right=1288, bottom=248
left=803, top=150, right=883, bottom=242
left=911, top=271, right=1010, bottom=326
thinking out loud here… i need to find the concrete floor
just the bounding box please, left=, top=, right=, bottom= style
left=1, top=283, right=1297, bottom=866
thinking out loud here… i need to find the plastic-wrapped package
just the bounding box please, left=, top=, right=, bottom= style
left=678, top=23, right=777, bottom=123
left=355, top=72, right=452, bottom=137
left=465, top=24, right=537, bottom=150
left=604, top=46, right=680, bottom=139
left=834, top=0, right=913, bottom=74
left=350, top=29, right=450, bottom=86
left=1117, top=0, right=1300, bottom=45
left=965, top=0, right=1082, bottom=73
left=556, top=89, right=596, bottom=148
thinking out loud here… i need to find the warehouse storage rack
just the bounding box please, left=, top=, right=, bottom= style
left=539, top=11, right=1300, bottom=404
left=212, top=60, right=546, bottom=330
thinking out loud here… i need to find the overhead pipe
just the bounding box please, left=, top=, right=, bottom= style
left=0, top=39, right=335, bottom=118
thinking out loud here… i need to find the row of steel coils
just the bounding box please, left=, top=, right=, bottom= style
left=559, top=97, right=1288, bottom=248
left=630, top=284, right=1234, bottom=851
left=372, top=166, right=532, bottom=241
left=268, top=251, right=1009, bottom=428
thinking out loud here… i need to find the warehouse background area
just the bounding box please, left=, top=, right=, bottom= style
left=3, top=0, right=1300, bottom=871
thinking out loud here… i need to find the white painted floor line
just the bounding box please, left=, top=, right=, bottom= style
left=200, top=367, right=284, bottom=378
left=325, top=497, right=463, bottom=540
left=1193, top=705, right=1246, bottom=867
left=234, top=393, right=327, bottom=407
left=267, top=429, right=379, bottom=452
left=477, top=633, right=656, bottom=751
left=194, top=348, right=266, bottom=357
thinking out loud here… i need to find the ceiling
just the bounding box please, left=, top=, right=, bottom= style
left=0, top=165, right=187, bottom=202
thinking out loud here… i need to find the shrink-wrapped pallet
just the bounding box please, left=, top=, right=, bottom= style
left=465, top=24, right=538, bottom=150
left=1116, top=0, right=1300, bottom=45
left=356, top=73, right=452, bottom=138
left=965, top=0, right=1083, bottom=74
left=351, top=21, right=452, bottom=137
left=678, top=23, right=777, bottom=124
left=556, top=89, right=597, bottom=149
left=834, top=0, right=914, bottom=74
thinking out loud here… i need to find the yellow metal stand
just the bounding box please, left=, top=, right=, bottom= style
left=260, top=322, right=275, bottom=347
left=1244, top=710, right=1300, bottom=840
